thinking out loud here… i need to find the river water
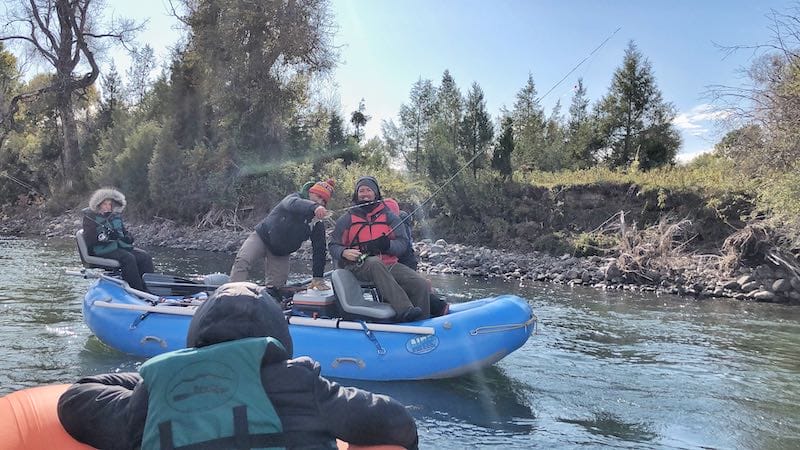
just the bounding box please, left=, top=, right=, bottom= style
left=1, top=235, right=799, bottom=449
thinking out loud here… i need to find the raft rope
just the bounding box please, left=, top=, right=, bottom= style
left=358, top=320, right=387, bottom=355
left=469, top=314, right=538, bottom=336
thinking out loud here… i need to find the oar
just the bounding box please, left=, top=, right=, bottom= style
left=142, top=273, right=222, bottom=290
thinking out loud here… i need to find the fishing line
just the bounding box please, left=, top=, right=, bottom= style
left=1, top=173, right=46, bottom=198
left=332, top=26, right=622, bottom=244
left=382, top=26, right=621, bottom=233
left=538, top=27, right=620, bottom=102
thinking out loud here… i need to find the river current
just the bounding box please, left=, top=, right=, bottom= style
left=1, top=235, right=799, bottom=449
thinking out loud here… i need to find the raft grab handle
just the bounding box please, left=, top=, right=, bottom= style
left=469, top=314, right=538, bottom=336
left=140, top=336, right=168, bottom=348
left=331, top=357, right=366, bottom=369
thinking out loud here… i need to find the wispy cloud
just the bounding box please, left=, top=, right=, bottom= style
left=673, top=104, right=730, bottom=137
left=676, top=147, right=714, bottom=164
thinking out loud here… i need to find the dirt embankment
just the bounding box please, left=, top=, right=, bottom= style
left=429, top=182, right=751, bottom=254
left=3, top=182, right=799, bottom=304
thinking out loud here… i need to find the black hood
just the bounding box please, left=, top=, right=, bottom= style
left=186, top=282, right=293, bottom=358
left=351, top=176, right=382, bottom=203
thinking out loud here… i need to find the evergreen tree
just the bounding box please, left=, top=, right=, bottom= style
left=566, top=78, right=598, bottom=168
left=350, top=98, right=370, bottom=142
left=327, top=111, right=347, bottom=150
left=328, top=110, right=359, bottom=167
left=540, top=100, right=568, bottom=171
left=0, top=43, right=19, bottom=139
left=399, top=78, right=437, bottom=172
left=492, top=114, right=514, bottom=179
left=433, top=70, right=462, bottom=153
left=425, top=70, right=463, bottom=181
left=459, top=82, right=494, bottom=178
left=98, top=63, right=124, bottom=131
left=596, top=41, right=680, bottom=169
left=512, top=73, right=546, bottom=170
left=380, top=119, right=405, bottom=159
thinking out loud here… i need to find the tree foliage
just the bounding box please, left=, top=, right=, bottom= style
left=511, top=73, right=546, bottom=170
left=126, top=45, right=157, bottom=106
left=432, top=70, right=462, bottom=154
left=492, top=114, right=514, bottom=179
left=0, top=0, right=140, bottom=194
left=566, top=78, right=599, bottom=168
left=399, top=77, right=436, bottom=173
left=458, top=82, right=493, bottom=178
left=350, top=98, right=369, bottom=142
left=595, top=41, right=680, bottom=170
left=176, top=0, right=336, bottom=161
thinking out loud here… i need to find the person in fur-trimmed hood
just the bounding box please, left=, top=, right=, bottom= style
left=82, top=188, right=153, bottom=291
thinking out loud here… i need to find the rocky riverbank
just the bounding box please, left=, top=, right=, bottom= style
left=3, top=206, right=799, bottom=305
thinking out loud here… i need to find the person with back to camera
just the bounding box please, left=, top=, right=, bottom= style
left=82, top=187, right=154, bottom=291
left=230, top=179, right=336, bottom=291
left=328, top=176, right=431, bottom=323
left=57, top=282, right=419, bottom=450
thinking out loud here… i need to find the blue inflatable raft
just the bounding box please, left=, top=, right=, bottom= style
left=79, top=271, right=536, bottom=381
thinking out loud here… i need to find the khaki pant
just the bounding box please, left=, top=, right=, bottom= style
left=229, top=232, right=290, bottom=287
left=345, top=256, right=430, bottom=319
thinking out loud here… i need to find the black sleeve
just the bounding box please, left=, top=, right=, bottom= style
left=82, top=214, right=99, bottom=251
left=117, top=217, right=134, bottom=244
left=310, top=221, right=327, bottom=278
left=315, top=374, right=418, bottom=449
left=57, top=373, right=143, bottom=450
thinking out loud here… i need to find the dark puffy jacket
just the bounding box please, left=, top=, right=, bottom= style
left=254, top=193, right=327, bottom=277
left=58, top=283, right=418, bottom=450
left=255, top=193, right=320, bottom=256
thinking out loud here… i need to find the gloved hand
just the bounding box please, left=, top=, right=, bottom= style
left=107, top=229, right=120, bottom=241
left=308, top=277, right=330, bottom=291
left=362, top=234, right=390, bottom=255
left=120, top=232, right=134, bottom=244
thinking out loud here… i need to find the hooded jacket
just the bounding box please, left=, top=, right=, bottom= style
left=58, top=282, right=418, bottom=450
left=329, top=178, right=409, bottom=266
left=82, top=188, right=133, bottom=255
left=89, top=187, right=127, bottom=213
left=254, top=193, right=328, bottom=277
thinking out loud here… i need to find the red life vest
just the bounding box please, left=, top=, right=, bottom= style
left=343, top=203, right=398, bottom=265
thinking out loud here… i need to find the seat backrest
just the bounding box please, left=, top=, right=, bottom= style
left=330, top=269, right=395, bottom=321
left=75, top=229, right=121, bottom=269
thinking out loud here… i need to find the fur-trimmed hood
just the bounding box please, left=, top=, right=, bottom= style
left=88, top=188, right=126, bottom=213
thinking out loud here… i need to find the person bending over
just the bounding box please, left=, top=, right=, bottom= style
left=230, top=179, right=335, bottom=291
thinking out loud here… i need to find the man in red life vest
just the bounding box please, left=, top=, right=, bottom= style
left=329, top=176, right=430, bottom=322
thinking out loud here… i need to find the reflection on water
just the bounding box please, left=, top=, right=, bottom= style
left=353, top=366, right=535, bottom=434
left=2, top=236, right=800, bottom=449
left=558, top=412, right=657, bottom=444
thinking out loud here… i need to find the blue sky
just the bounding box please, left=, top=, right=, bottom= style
left=105, top=0, right=794, bottom=162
